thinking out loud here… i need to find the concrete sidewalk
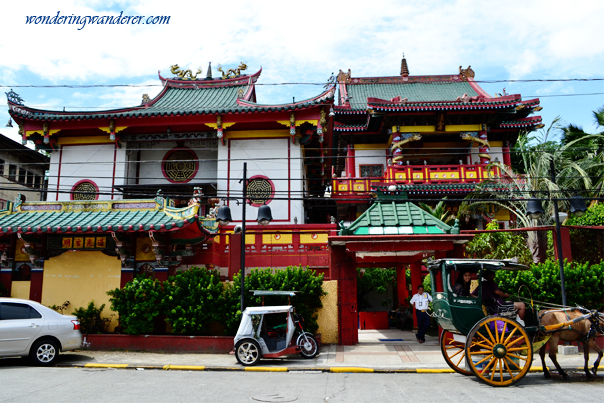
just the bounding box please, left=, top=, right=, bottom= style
left=54, top=329, right=604, bottom=374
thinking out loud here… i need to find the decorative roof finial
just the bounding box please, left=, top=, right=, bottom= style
left=206, top=62, right=212, bottom=79
left=400, top=53, right=409, bottom=77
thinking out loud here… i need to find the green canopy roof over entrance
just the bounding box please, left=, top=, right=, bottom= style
left=339, top=200, right=457, bottom=236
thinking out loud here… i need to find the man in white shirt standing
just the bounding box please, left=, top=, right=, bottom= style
left=409, top=285, right=432, bottom=343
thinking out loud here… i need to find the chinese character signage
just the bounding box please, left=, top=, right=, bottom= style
left=55, top=236, right=109, bottom=250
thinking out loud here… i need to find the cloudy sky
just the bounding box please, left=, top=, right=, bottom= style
left=1, top=0, right=602, bottom=144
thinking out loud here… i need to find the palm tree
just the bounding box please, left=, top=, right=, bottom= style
left=560, top=106, right=604, bottom=202
left=418, top=197, right=456, bottom=226
left=460, top=117, right=603, bottom=263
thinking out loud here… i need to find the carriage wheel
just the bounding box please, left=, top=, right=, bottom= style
left=440, top=330, right=472, bottom=376
left=464, top=316, right=533, bottom=387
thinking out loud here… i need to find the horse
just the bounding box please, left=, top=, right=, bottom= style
left=538, top=308, right=603, bottom=380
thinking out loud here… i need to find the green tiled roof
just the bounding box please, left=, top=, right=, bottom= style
left=340, top=200, right=452, bottom=235
left=8, top=73, right=334, bottom=121
left=0, top=198, right=217, bottom=238
left=346, top=81, right=480, bottom=110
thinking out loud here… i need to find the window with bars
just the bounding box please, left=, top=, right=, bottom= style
left=8, top=165, right=16, bottom=181
left=359, top=165, right=383, bottom=178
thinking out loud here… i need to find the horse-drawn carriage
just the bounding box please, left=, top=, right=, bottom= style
left=429, top=259, right=603, bottom=387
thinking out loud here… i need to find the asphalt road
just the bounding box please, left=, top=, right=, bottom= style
left=0, top=363, right=602, bottom=403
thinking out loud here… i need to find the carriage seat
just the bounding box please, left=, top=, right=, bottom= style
left=484, top=298, right=517, bottom=317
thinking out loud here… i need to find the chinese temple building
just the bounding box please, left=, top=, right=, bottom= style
left=3, top=58, right=541, bottom=344
left=331, top=58, right=543, bottom=229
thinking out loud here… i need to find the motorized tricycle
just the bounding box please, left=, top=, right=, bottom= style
left=234, top=300, right=319, bottom=366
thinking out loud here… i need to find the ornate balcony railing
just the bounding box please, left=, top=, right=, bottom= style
left=331, top=163, right=500, bottom=198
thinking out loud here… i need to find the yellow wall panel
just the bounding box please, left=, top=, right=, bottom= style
left=14, top=239, right=29, bottom=262
left=136, top=237, right=156, bottom=261
left=299, top=233, right=328, bottom=244
left=11, top=281, right=30, bottom=299
left=496, top=209, right=511, bottom=221
left=430, top=171, right=459, bottom=179
left=262, top=233, right=293, bottom=244
left=42, top=251, right=121, bottom=330
left=316, top=280, right=338, bottom=344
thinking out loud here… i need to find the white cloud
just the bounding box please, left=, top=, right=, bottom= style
left=0, top=0, right=602, bottom=131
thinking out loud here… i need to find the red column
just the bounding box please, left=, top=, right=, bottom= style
left=396, top=266, right=408, bottom=307
left=502, top=141, right=512, bottom=166
left=434, top=251, right=446, bottom=292
left=553, top=227, right=573, bottom=263
left=479, top=130, right=490, bottom=164
left=410, top=262, right=422, bottom=329
left=154, top=269, right=169, bottom=282
left=0, top=269, right=11, bottom=296
left=346, top=145, right=355, bottom=177
left=120, top=269, right=134, bottom=288
left=29, top=268, right=43, bottom=302
left=228, top=233, right=242, bottom=281
left=330, top=244, right=358, bottom=345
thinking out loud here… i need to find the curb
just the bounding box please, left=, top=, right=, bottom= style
left=57, top=363, right=604, bottom=374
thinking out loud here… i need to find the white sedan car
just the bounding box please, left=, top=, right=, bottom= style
left=0, top=297, right=82, bottom=365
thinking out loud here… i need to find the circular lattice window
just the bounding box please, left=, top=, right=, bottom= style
left=162, top=148, right=199, bottom=183
left=247, top=176, right=274, bottom=206
left=72, top=180, right=98, bottom=200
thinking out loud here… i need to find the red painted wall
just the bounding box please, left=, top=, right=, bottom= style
left=84, top=334, right=234, bottom=353
left=359, top=311, right=389, bottom=330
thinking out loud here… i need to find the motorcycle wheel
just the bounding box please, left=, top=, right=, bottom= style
left=297, top=333, right=319, bottom=359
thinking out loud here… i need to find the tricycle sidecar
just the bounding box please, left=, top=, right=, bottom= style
left=234, top=305, right=318, bottom=366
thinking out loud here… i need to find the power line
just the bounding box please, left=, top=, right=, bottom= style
left=1, top=78, right=603, bottom=89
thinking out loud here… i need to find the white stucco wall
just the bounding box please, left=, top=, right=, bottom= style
left=218, top=136, right=303, bottom=225
left=47, top=144, right=126, bottom=201
left=354, top=149, right=388, bottom=177
left=470, top=145, right=503, bottom=165
left=134, top=141, right=218, bottom=185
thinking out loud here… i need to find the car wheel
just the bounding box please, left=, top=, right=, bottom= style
left=30, top=339, right=59, bottom=366
left=235, top=339, right=261, bottom=366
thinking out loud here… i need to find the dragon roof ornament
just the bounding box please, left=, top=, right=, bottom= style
left=5, top=89, right=24, bottom=105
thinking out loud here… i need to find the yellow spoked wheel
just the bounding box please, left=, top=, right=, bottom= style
left=441, top=330, right=473, bottom=376
left=464, top=316, right=533, bottom=387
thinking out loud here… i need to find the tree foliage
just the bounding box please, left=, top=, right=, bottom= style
left=418, top=197, right=455, bottom=225
left=356, top=267, right=397, bottom=311
left=464, top=222, right=539, bottom=265
left=461, top=117, right=603, bottom=263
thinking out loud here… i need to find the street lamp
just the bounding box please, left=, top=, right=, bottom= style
left=526, top=160, right=588, bottom=307
left=215, top=162, right=273, bottom=312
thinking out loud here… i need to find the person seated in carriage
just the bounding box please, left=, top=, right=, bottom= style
left=473, top=270, right=526, bottom=320
left=452, top=270, right=476, bottom=297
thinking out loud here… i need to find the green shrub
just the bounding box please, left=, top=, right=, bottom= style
left=223, top=266, right=326, bottom=335
left=495, top=260, right=604, bottom=309
left=565, top=203, right=604, bottom=226
left=48, top=301, right=70, bottom=314
left=162, top=267, right=225, bottom=335
left=73, top=301, right=110, bottom=334
left=107, top=276, right=163, bottom=335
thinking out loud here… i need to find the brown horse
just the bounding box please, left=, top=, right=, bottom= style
left=538, top=309, right=603, bottom=380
